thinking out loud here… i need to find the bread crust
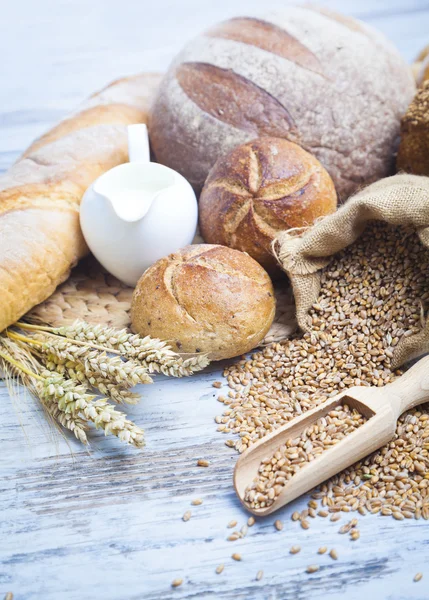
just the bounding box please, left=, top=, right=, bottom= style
left=397, top=80, right=429, bottom=175
left=199, top=137, right=337, bottom=272
left=0, top=72, right=162, bottom=332
left=131, top=244, right=276, bottom=360
left=149, top=8, right=414, bottom=199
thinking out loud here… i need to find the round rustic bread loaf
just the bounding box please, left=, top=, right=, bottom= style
left=131, top=244, right=275, bottom=360
left=149, top=7, right=414, bottom=201
left=199, top=137, right=337, bottom=272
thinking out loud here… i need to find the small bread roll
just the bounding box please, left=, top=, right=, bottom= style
left=413, top=44, right=429, bottom=86
left=397, top=80, right=429, bottom=175
left=199, top=137, right=337, bottom=273
left=131, top=244, right=275, bottom=360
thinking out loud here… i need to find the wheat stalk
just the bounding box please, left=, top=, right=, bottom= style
left=0, top=337, right=88, bottom=444
left=17, top=320, right=210, bottom=376
left=8, top=330, right=154, bottom=387
left=1, top=335, right=144, bottom=447
left=40, top=339, right=153, bottom=386
left=2, top=319, right=210, bottom=448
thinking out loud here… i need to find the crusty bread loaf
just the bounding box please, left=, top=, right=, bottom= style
left=416, top=57, right=429, bottom=87
left=150, top=7, right=414, bottom=200
left=397, top=80, right=429, bottom=175
left=0, top=73, right=161, bottom=332
left=131, top=244, right=275, bottom=360
left=199, top=137, right=337, bottom=273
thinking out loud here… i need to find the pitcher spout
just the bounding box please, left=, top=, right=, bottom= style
left=104, top=189, right=159, bottom=223
left=93, top=161, right=178, bottom=223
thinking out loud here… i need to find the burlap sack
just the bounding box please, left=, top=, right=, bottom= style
left=274, top=174, right=429, bottom=368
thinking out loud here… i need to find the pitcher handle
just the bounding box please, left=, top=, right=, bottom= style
left=127, top=124, right=151, bottom=163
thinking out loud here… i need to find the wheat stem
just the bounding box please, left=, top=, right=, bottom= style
left=16, top=321, right=56, bottom=332
left=0, top=349, right=44, bottom=381
left=0, top=339, right=89, bottom=443
left=7, top=330, right=44, bottom=346
left=31, top=329, right=122, bottom=355
left=16, top=321, right=210, bottom=377
left=3, top=319, right=208, bottom=448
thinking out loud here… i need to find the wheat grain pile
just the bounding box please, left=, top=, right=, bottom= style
left=216, top=222, right=429, bottom=520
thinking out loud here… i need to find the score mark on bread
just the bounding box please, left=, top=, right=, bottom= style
left=176, top=63, right=296, bottom=138
left=207, top=17, right=325, bottom=77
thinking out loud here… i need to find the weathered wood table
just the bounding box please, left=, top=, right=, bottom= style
left=1, top=1, right=429, bottom=598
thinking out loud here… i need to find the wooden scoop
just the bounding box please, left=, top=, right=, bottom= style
left=234, top=356, right=429, bottom=516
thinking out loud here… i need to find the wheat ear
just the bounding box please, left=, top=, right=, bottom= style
left=0, top=335, right=144, bottom=447
left=17, top=321, right=210, bottom=377
left=0, top=337, right=88, bottom=443
left=38, top=371, right=145, bottom=448
left=45, top=354, right=140, bottom=404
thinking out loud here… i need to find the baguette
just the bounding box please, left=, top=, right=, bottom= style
left=0, top=73, right=161, bottom=332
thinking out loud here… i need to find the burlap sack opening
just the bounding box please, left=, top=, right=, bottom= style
left=274, top=174, right=429, bottom=368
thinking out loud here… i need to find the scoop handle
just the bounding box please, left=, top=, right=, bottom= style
left=386, top=355, right=429, bottom=415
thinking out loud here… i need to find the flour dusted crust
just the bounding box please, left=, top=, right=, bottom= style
left=0, top=73, right=162, bottom=332
left=150, top=8, right=415, bottom=200
left=131, top=245, right=276, bottom=360
left=397, top=80, right=429, bottom=176
left=22, top=73, right=162, bottom=157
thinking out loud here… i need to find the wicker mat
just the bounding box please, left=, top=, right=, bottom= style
left=28, top=256, right=297, bottom=346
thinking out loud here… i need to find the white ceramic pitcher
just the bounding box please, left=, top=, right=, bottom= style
left=80, top=124, right=198, bottom=286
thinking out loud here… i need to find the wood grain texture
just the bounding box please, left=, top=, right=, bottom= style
left=1, top=1, right=429, bottom=599
left=1, top=373, right=429, bottom=600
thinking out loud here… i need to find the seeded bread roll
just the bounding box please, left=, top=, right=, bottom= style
left=413, top=44, right=429, bottom=86
left=397, top=80, right=429, bottom=175
left=131, top=245, right=275, bottom=360
left=199, top=137, right=337, bottom=272
left=150, top=7, right=414, bottom=200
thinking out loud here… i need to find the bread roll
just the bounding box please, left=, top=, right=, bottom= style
left=131, top=245, right=275, bottom=360
left=0, top=73, right=161, bottom=332
left=413, top=44, right=429, bottom=86
left=199, top=137, right=337, bottom=272
left=416, top=57, right=429, bottom=88
left=397, top=80, right=429, bottom=175
left=149, top=7, right=414, bottom=200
